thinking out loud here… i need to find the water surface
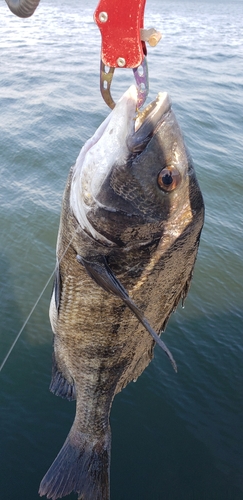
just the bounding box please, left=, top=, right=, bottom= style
left=0, top=0, right=242, bottom=499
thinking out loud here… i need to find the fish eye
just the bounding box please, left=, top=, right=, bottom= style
left=157, top=167, right=181, bottom=192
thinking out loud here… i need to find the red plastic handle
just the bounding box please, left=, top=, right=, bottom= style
left=94, top=0, right=146, bottom=68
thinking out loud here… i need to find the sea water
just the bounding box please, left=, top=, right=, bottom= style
left=0, top=0, right=242, bottom=499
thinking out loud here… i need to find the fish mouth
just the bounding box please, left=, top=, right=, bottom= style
left=127, top=89, right=172, bottom=154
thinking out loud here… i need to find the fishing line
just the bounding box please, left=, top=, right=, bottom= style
left=0, top=269, right=55, bottom=373
left=0, top=234, right=75, bottom=373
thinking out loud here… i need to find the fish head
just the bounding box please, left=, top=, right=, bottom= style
left=70, top=86, right=204, bottom=249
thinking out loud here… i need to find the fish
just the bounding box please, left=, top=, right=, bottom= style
left=39, top=85, right=204, bottom=500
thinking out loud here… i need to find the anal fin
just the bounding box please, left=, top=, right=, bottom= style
left=50, top=352, right=76, bottom=401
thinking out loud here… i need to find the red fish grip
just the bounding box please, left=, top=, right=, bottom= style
left=94, top=0, right=147, bottom=69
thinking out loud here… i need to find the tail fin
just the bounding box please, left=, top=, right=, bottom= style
left=39, top=427, right=111, bottom=500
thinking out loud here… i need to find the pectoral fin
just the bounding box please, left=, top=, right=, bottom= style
left=77, top=255, right=177, bottom=373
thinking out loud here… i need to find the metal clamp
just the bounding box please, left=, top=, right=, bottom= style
left=94, top=0, right=162, bottom=109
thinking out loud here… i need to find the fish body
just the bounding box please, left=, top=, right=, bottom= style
left=39, top=86, right=204, bottom=500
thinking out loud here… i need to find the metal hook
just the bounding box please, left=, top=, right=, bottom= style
left=100, top=61, right=116, bottom=109
left=100, top=57, right=149, bottom=110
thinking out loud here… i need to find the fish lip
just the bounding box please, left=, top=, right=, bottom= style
left=127, top=92, right=172, bottom=153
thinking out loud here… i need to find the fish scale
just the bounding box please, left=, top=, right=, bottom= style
left=39, top=86, right=204, bottom=500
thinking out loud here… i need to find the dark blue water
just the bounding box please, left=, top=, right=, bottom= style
left=0, top=0, right=242, bottom=499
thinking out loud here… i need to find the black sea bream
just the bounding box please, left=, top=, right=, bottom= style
left=39, top=86, right=204, bottom=500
